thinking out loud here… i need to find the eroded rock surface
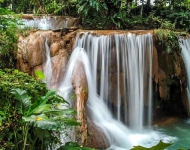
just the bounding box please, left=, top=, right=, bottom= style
left=153, top=33, right=188, bottom=118
left=17, top=30, right=76, bottom=87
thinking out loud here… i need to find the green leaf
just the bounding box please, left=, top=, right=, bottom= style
left=35, top=70, right=45, bottom=80
left=0, top=111, right=5, bottom=116
left=11, top=88, right=31, bottom=113
left=32, top=104, right=52, bottom=114
left=58, top=146, right=78, bottom=150
left=58, top=142, right=94, bottom=150
left=61, top=118, right=80, bottom=126
left=130, top=140, right=172, bottom=150
left=0, top=111, right=6, bottom=125
left=34, top=119, right=61, bottom=130
left=29, top=90, right=56, bottom=115
left=65, top=142, right=80, bottom=147
left=23, top=114, right=62, bottom=130
left=43, top=108, right=76, bottom=116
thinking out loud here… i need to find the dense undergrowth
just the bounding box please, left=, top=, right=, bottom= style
left=0, top=69, right=81, bottom=149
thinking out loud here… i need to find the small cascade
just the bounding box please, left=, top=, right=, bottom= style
left=38, top=16, right=51, bottom=30
left=20, top=17, right=51, bottom=30
left=57, top=32, right=169, bottom=149
left=20, top=16, right=71, bottom=30
left=179, top=37, right=190, bottom=111
left=43, top=38, right=54, bottom=88
left=64, top=17, right=69, bottom=28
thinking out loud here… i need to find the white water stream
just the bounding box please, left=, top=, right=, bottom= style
left=43, top=38, right=54, bottom=88
left=20, top=16, right=71, bottom=30
left=179, top=37, right=190, bottom=112
left=55, top=32, right=175, bottom=149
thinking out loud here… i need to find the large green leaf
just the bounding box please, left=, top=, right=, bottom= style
left=32, top=104, right=52, bottom=114
left=29, top=90, right=56, bottom=115
left=34, top=119, right=61, bottom=130
left=61, top=118, right=80, bottom=126
left=23, top=114, right=62, bottom=130
left=58, top=142, right=95, bottom=150
left=44, top=107, right=77, bottom=115
left=130, top=140, right=172, bottom=150
left=41, top=90, right=56, bottom=102
left=11, top=88, right=31, bottom=113
left=35, top=70, right=45, bottom=80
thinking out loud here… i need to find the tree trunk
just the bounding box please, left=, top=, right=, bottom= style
left=126, top=0, right=133, bottom=14
left=146, top=0, right=151, bottom=6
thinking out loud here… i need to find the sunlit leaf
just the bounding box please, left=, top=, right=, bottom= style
left=35, top=70, right=45, bottom=80
left=11, top=88, right=31, bottom=112
left=130, top=140, right=172, bottom=150
left=23, top=114, right=62, bottom=130
left=32, top=104, right=52, bottom=114
left=58, top=142, right=95, bottom=150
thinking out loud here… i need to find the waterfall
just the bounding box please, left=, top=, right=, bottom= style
left=57, top=32, right=165, bottom=149
left=20, top=16, right=71, bottom=30
left=43, top=38, right=54, bottom=88
left=179, top=37, right=190, bottom=112
left=74, top=32, right=153, bottom=130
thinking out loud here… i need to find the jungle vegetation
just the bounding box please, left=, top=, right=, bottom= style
left=0, top=0, right=188, bottom=149
left=1, top=0, right=190, bottom=30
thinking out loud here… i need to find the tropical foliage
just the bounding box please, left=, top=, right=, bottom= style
left=2, top=0, right=190, bottom=30
left=0, top=69, right=79, bottom=150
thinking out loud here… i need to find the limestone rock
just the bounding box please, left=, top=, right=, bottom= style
left=86, top=120, right=110, bottom=149
left=17, top=30, right=75, bottom=87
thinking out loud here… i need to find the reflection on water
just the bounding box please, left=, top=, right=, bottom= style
left=154, top=118, right=190, bottom=149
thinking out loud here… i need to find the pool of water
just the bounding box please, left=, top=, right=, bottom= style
left=154, top=118, right=190, bottom=149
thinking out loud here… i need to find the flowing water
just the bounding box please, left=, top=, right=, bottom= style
left=179, top=37, right=190, bottom=110
left=154, top=118, right=190, bottom=149
left=39, top=31, right=190, bottom=149
left=57, top=32, right=177, bottom=149
left=74, top=32, right=153, bottom=130
left=43, top=37, right=54, bottom=88
left=20, top=16, right=71, bottom=30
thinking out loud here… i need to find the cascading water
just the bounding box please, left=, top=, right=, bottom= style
left=57, top=32, right=173, bottom=149
left=20, top=16, right=71, bottom=30
left=179, top=37, right=190, bottom=111
left=74, top=32, right=153, bottom=130
left=43, top=38, right=54, bottom=88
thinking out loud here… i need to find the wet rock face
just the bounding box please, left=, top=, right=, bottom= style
left=153, top=36, right=188, bottom=118
left=17, top=30, right=76, bottom=87
left=71, top=61, right=88, bottom=146
left=71, top=61, right=110, bottom=149
left=86, top=120, right=110, bottom=149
